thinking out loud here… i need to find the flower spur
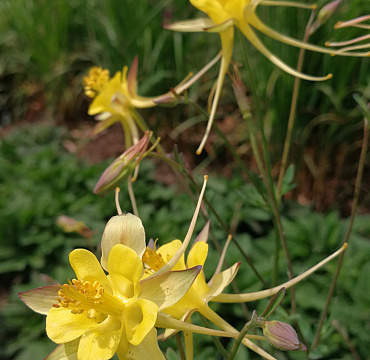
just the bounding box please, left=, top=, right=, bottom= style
left=166, top=0, right=370, bottom=154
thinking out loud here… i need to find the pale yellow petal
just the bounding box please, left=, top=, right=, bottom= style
left=203, top=262, right=240, bottom=304
left=108, top=244, right=143, bottom=299
left=101, top=214, right=146, bottom=271
left=126, top=328, right=165, bottom=360
left=139, top=266, right=201, bottom=311
left=44, top=338, right=80, bottom=360
left=19, top=285, right=59, bottom=315
left=78, top=315, right=123, bottom=360
left=124, top=299, right=158, bottom=346
left=46, top=308, right=98, bottom=344
left=165, top=18, right=215, bottom=32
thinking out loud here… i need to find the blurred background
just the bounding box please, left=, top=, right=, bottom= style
left=0, top=0, right=369, bottom=359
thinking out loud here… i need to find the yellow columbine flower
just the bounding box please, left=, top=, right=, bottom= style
left=142, top=222, right=348, bottom=360
left=83, top=55, right=220, bottom=148
left=167, top=0, right=369, bottom=154
left=19, top=243, right=201, bottom=360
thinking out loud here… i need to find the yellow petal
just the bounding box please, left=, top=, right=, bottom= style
left=157, top=239, right=185, bottom=270
left=78, top=315, right=123, bottom=360
left=44, top=338, right=80, bottom=360
left=116, top=333, right=130, bottom=359
left=187, top=241, right=208, bottom=268
left=101, top=214, right=146, bottom=271
left=139, top=266, right=201, bottom=311
left=19, top=285, right=59, bottom=315
left=124, top=299, right=158, bottom=346
left=88, top=71, right=124, bottom=115
left=46, top=308, right=98, bottom=344
left=69, top=249, right=108, bottom=287
left=108, top=244, right=143, bottom=299
left=125, top=328, right=165, bottom=360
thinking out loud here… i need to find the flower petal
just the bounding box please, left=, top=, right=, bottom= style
left=124, top=299, right=158, bottom=346
left=107, top=244, right=143, bottom=299
left=44, top=338, right=80, bottom=360
left=165, top=18, right=215, bottom=32
left=69, top=249, right=108, bottom=286
left=157, top=240, right=185, bottom=270
left=78, top=315, right=123, bottom=360
left=46, top=308, right=99, bottom=344
left=126, top=328, right=165, bottom=360
left=88, top=71, right=123, bottom=115
left=139, top=266, right=201, bottom=311
left=101, top=214, right=146, bottom=271
left=203, top=262, right=240, bottom=304
left=19, top=285, right=59, bottom=315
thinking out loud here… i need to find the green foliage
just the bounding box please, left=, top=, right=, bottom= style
left=1, top=123, right=368, bottom=359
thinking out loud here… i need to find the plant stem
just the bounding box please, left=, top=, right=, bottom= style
left=276, top=10, right=316, bottom=198
left=312, top=118, right=368, bottom=348
left=227, top=311, right=258, bottom=360
left=237, top=31, right=296, bottom=312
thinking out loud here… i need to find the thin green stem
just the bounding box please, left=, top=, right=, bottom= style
left=228, top=311, right=258, bottom=360
left=277, top=10, right=316, bottom=198
left=237, top=31, right=296, bottom=312
left=312, top=118, right=368, bottom=348
left=175, top=332, right=186, bottom=360
left=148, top=151, right=269, bottom=287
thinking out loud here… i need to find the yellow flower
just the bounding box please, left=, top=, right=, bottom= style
left=167, top=0, right=369, bottom=154
left=142, top=222, right=348, bottom=360
left=19, top=243, right=201, bottom=360
left=83, top=55, right=220, bottom=148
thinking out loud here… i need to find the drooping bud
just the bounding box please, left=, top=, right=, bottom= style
left=309, top=0, right=342, bottom=35
left=230, top=62, right=251, bottom=120
left=56, top=215, right=92, bottom=239
left=93, top=131, right=152, bottom=194
left=262, top=321, right=307, bottom=351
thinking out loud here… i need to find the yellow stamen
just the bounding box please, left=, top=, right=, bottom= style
left=53, top=279, right=124, bottom=317
left=82, top=67, right=110, bottom=98
left=142, top=247, right=166, bottom=273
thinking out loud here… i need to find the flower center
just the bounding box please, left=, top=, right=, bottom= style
left=53, top=279, right=124, bottom=318
left=83, top=67, right=110, bottom=98
left=142, top=247, right=166, bottom=274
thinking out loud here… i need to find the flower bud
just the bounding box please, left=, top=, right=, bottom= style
left=262, top=321, right=307, bottom=351
left=93, top=131, right=151, bottom=194
left=309, top=0, right=342, bottom=35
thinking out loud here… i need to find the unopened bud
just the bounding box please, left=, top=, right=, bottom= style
left=56, top=215, right=92, bottom=239
left=93, top=131, right=151, bottom=194
left=262, top=321, right=307, bottom=351
left=230, top=63, right=251, bottom=119
left=309, top=0, right=342, bottom=35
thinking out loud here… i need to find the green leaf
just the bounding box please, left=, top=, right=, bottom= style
left=260, top=287, right=286, bottom=319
